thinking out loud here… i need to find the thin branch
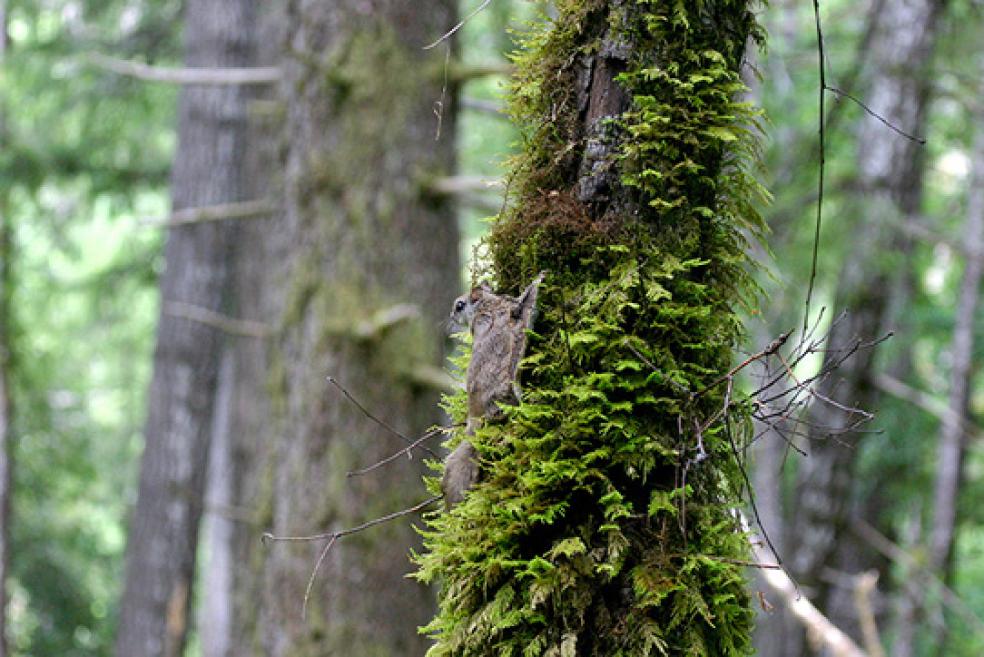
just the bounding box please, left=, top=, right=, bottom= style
left=140, top=199, right=274, bottom=228
left=804, top=0, right=827, bottom=334
left=262, top=495, right=442, bottom=544
left=262, top=495, right=441, bottom=620
left=825, top=86, right=925, bottom=144
left=326, top=377, right=440, bottom=459
left=424, top=0, right=495, bottom=50
left=84, top=52, right=281, bottom=85
left=347, top=427, right=451, bottom=477
left=163, top=301, right=272, bottom=338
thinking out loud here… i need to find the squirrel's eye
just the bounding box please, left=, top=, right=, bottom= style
left=454, top=301, right=466, bottom=312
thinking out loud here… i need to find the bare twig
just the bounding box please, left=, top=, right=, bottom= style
left=804, top=0, right=827, bottom=334
left=424, top=0, right=495, bottom=50
left=262, top=495, right=441, bottom=619
left=825, top=86, right=925, bottom=144
left=84, top=52, right=281, bottom=85
left=326, top=377, right=440, bottom=459
left=347, top=427, right=451, bottom=477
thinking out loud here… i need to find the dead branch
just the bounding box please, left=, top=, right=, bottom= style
left=875, top=374, right=984, bottom=442
left=85, top=52, right=281, bottom=85
left=163, top=301, right=272, bottom=338
left=425, top=175, right=503, bottom=196
left=851, top=518, right=984, bottom=640
left=853, top=571, right=886, bottom=657
left=450, top=61, right=514, bottom=82
left=140, top=199, right=274, bottom=228
left=746, top=512, right=868, bottom=657
left=462, top=97, right=506, bottom=116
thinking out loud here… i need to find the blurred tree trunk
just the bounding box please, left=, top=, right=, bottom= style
left=0, top=4, right=10, bottom=654
left=216, top=1, right=460, bottom=655
left=198, top=6, right=281, bottom=654
left=925, top=114, right=984, bottom=655
left=0, top=206, right=10, bottom=657
left=784, top=0, right=945, bottom=654
left=114, top=1, right=258, bottom=656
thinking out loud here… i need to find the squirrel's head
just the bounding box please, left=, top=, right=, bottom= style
left=448, top=282, right=491, bottom=334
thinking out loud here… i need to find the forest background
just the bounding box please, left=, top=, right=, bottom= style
left=1, top=0, right=983, bottom=656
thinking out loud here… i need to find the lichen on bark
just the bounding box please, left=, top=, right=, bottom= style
left=416, top=1, right=767, bottom=655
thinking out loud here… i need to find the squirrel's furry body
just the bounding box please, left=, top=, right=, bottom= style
left=441, top=273, right=543, bottom=508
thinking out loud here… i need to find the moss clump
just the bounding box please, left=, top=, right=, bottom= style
left=416, top=2, right=767, bottom=655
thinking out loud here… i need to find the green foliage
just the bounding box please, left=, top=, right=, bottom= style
left=417, top=2, right=765, bottom=655
left=1, top=2, right=177, bottom=654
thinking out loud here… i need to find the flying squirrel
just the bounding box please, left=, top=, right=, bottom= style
left=441, top=272, right=545, bottom=508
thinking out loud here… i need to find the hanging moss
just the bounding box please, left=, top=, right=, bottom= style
left=416, top=2, right=767, bottom=655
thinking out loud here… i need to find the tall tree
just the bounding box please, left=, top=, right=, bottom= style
left=114, top=1, right=260, bottom=655
left=924, top=105, right=984, bottom=654
left=418, top=1, right=766, bottom=654
left=232, top=1, right=461, bottom=654
left=0, top=4, right=11, bottom=654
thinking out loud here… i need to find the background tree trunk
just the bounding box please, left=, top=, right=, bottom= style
left=924, top=110, right=984, bottom=655
left=245, top=1, right=460, bottom=655
left=784, top=0, right=945, bottom=653
left=114, top=1, right=258, bottom=655
left=0, top=4, right=11, bottom=653
left=199, top=7, right=282, bottom=655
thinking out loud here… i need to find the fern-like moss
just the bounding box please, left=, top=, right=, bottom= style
left=416, top=2, right=767, bottom=655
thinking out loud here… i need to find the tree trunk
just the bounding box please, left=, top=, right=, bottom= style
left=247, top=1, right=460, bottom=655
left=785, top=0, right=945, bottom=652
left=114, top=2, right=258, bottom=655
left=925, top=110, right=984, bottom=655
left=196, top=6, right=282, bottom=655
left=0, top=5, right=11, bottom=653
left=418, top=2, right=765, bottom=654
left=0, top=216, right=10, bottom=657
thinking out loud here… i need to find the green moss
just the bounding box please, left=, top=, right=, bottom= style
left=417, top=1, right=767, bottom=656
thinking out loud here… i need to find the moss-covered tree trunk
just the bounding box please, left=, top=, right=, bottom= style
left=249, top=1, right=460, bottom=655
left=418, top=1, right=765, bottom=655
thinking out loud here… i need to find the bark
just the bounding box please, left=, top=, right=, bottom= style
left=925, top=115, right=984, bottom=654
left=199, top=8, right=282, bottom=654
left=239, top=2, right=460, bottom=655
left=785, top=0, right=945, bottom=652
left=114, top=2, right=258, bottom=656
